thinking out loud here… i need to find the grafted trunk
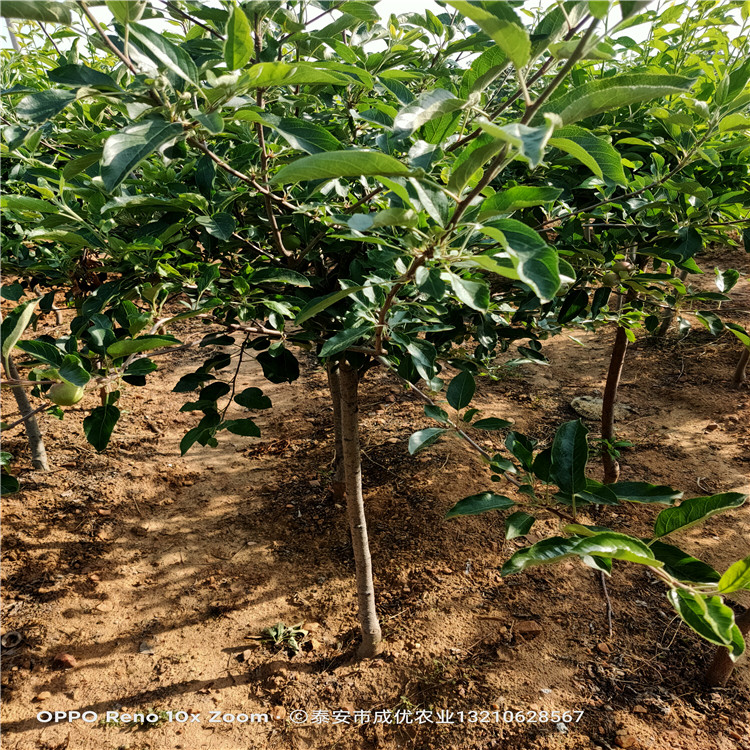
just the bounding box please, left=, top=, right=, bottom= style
left=326, top=361, right=345, bottom=502
left=601, top=324, right=628, bottom=484
left=704, top=607, right=750, bottom=687
left=733, top=347, right=749, bottom=387
left=336, top=362, right=383, bottom=658
left=602, top=282, right=642, bottom=484
left=3, top=355, right=49, bottom=471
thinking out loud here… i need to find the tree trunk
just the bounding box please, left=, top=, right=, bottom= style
left=601, top=281, right=642, bottom=484
left=733, top=347, right=749, bottom=387
left=3, top=355, right=49, bottom=471
left=601, top=324, right=628, bottom=484
left=337, top=362, right=383, bottom=658
left=326, top=361, right=345, bottom=503
left=704, top=606, right=750, bottom=687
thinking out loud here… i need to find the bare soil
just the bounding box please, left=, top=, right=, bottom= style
left=2, top=245, right=749, bottom=750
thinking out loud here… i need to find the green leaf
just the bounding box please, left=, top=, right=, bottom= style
left=0, top=283, right=23, bottom=301
left=242, top=61, right=350, bottom=88
left=180, top=412, right=222, bottom=455
left=1, top=195, right=57, bottom=214
left=61, top=151, right=102, bottom=178
left=17, top=90, right=76, bottom=123
left=405, top=339, right=437, bottom=381
left=415, top=266, right=446, bottom=298
left=14, top=339, right=63, bottom=367
left=272, top=150, right=410, bottom=184
left=101, top=120, right=185, bottom=192
left=48, top=64, right=119, bottom=89
left=59, top=354, right=90, bottom=387
left=649, top=541, right=721, bottom=585
left=448, top=134, right=506, bottom=194
left=106, top=0, right=146, bottom=24
left=224, top=4, right=253, bottom=70
left=234, top=387, right=272, bottom=410
left=1, top=1, right=73, bottom=24
left=479, top=219, right=560, bottom=302
left=196, top=212, right=236, bottom=240
left=106, top=335, right=181, bottom=359
left=550, top=419, right=589, bottom=496
left=501, top=537, right=577, bottom=576
left=445, top=492, right=515, bottom=519
left=446, top=370, right=475, bottom=410
left=256, top=348, right=299, bottom=384
left=221, top=418, right=260, bottom=437
left=505, top=511, right=535, bottom=539
left=548, top=125, right=627, bottom=185
left=478, top=115, right=559, bottom=168
left=449, top=273, right=489, bottom=312
left=424, top=404, right=449, bottom=424
left=718, top=556, right=750, bottom=594
left=472, top=417, right=513, bottom=431
left=294, top=286, right=367, bottom=324
left=505, top=431, right=535, bottom=472
left=409, top=178, right=451, bottom=227
left=667, top=589, right=745, bottom=658
left=26, top=228, right=91, bottom=248
left=550, top=39, right=614, bottom=60
left=408, top=427, right=448, bottom=455
left=478, top=186, right=562, bottom=219
left=1, top=472, right=20, bottom=495
left=83, top=404, right=121, bottom=452
left=349, top=208, right=418, bottom=231
left=129, top=22, right=200, bottom=87
left=270, top=117, right=343, bottom=154
left=319, top=325, right=373, bottom=357
left=652, top=493, right=747, bottom=539
left=572, top=532, right=661, bottom=567
left=447, top=1, right=530, bottom=68
left=725, top=323, right=750, bottom=348
left=2, top=299, right=38, bottom=367
left=392, top=89, right=466, bottom=139
left=251, top=268, right=311, bottom=287
left=575, top=478, right=620, bottom=505
left=340, top=1, right=380, bottom=22
left=715, top=268, right=740, bottom=294
left=541, top=74, right=696, bottom=126
left=194, top=111, right=224, bottom=134
left=610, top=481, right=682, bottom=504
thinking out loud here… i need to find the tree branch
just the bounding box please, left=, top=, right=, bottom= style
left=163, top=1, right=225, bottom=40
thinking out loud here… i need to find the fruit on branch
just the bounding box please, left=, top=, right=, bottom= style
left=48, top=381, right=85, bottom=406
left=602, top=272, right=620, bottom=287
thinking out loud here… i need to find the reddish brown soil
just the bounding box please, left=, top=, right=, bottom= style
left=2, top=245, right=749, bottom=750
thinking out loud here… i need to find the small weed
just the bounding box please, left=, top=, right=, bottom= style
left=260, top=622, right=308, bottom=654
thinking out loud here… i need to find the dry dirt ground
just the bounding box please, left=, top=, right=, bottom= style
left=2, top=245, right=749, bottom=750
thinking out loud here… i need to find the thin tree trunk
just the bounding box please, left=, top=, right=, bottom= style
left=3, top=355, right=49, bottom=471
left=733, top=347, right=749, bottom=387
left=704, top=606, right=750, bottom=687
left=337, top=362, right=383, bottom=658
left=601, top=324, right=628, bottom=483
left=326, top=361, right=345, bottom=503
left=6, top=20, right=20, bottom=52
left=602, top=278, right=643, bottom=484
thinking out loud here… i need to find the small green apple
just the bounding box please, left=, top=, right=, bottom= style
left=48, top=381, right=85, bottom=406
